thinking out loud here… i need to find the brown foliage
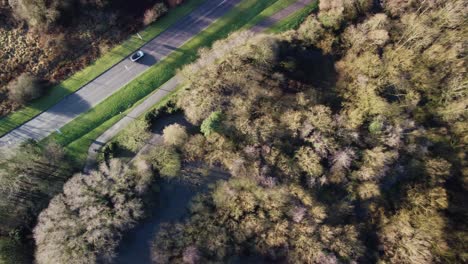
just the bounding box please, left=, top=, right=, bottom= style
left=143, top=2, right=168, bottom=26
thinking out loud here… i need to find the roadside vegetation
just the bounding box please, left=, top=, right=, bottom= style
left=146, top=0, right=466, bottom=262
left=0, top=0, right=201, bottom=136
left=0, top=0, right=197, bottom=261
left=34, top=117, right=192, bottom=263
left=2, top=0, right=466, bottom=263
left=49, top=0, right=287, bottom=165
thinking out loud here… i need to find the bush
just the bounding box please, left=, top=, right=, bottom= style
left=163, top=124, right=188, bottom=148
left=8, top=0, right=73, bottom=29
left=143, top=2, right=168, bottom=26
left=146, top=146, right=181, bottom=178
left=116, top=120, right=152, bottom=152
left=182, top=134, right=206, bottom=161
left=7, top=73, right=42, bottom=104
left=200, top=111, right=223, bottom=137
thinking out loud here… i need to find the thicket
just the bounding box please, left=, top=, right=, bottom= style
left=6, top=0, right=169, bottom=30
left=7, top=73, right=42, bottom=104
left=115, top=119, right=152, bottom=152
left=150, top=0, right=467, bottom=262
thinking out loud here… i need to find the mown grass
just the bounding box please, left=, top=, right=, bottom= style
left=240, top=0, right=298, bottom=30
left=0, top=0, right=206, bottom=137
left=266, top=0, right=317, bottom=33
left=64, top=85, right=181, bottom=165
left=48, top=0, right=281, bottom=165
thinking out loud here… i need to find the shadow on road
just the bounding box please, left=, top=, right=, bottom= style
left=136, top=54, right=158, bottom=66
left=46, top=91, right=92, bottom=117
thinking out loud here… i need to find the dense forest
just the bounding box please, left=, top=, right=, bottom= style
left=0, top=0, right=180, bottom=115
left=149, top=0, right=467, bottom=263
left=0, top=0, right=466, bottom=263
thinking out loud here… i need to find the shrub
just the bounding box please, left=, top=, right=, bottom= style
left=7, top=73, right=42, bottom=104
left=163, top=124, right=188, bottom=148
left=116, top=120, right=152, bottom=152
left=143, top=2, right=168, bottom=26
left=146, top=146, right=181, bottom=178
left=145, top=100, right=180, bottom=125
left=200, top=111, right=223, bottom=137
left=8, top=0, right=73, bottom=29
left=182, top=134, right=206, bottom=161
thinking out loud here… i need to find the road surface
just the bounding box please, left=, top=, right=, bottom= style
left=0, top=0, right=242, bottom=147
left=84, top=0, right=314, bottom=172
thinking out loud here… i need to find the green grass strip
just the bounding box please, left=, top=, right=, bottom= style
left=63, top=84, right=180, bottom=165
left=240, top=0, right=298, bottom=30
left=0, top=0, right=206, bottom=137
left=64, top=113, right=126, bottom=166
left=266, top=0, right=317, bottom=33
left=47, top=0, right=280, bottom=164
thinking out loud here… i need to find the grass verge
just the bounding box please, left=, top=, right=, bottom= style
left=240, top=0, right=298, bottom=30
left=0, top=0, right=206, bottom=137
left=266, top=0, right=317, bottom=33
left=48, top=0, right=280, bottom=165
left=64, top=85, right=181, bottom=165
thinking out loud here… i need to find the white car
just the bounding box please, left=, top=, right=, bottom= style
left=130, top=50, right=145, bottom=62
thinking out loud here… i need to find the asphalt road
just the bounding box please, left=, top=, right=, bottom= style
left=84, top=0, right=314, bottom=172
left=0, top=0, right=242, bottom=147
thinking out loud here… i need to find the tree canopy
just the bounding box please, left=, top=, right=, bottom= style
left=151, top=0, right=467, bottom=262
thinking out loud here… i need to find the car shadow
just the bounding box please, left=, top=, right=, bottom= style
left=135, top=53, right=158, bottom=66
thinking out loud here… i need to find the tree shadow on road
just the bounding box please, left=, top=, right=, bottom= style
left=45, top=90, right=92, bottom=118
